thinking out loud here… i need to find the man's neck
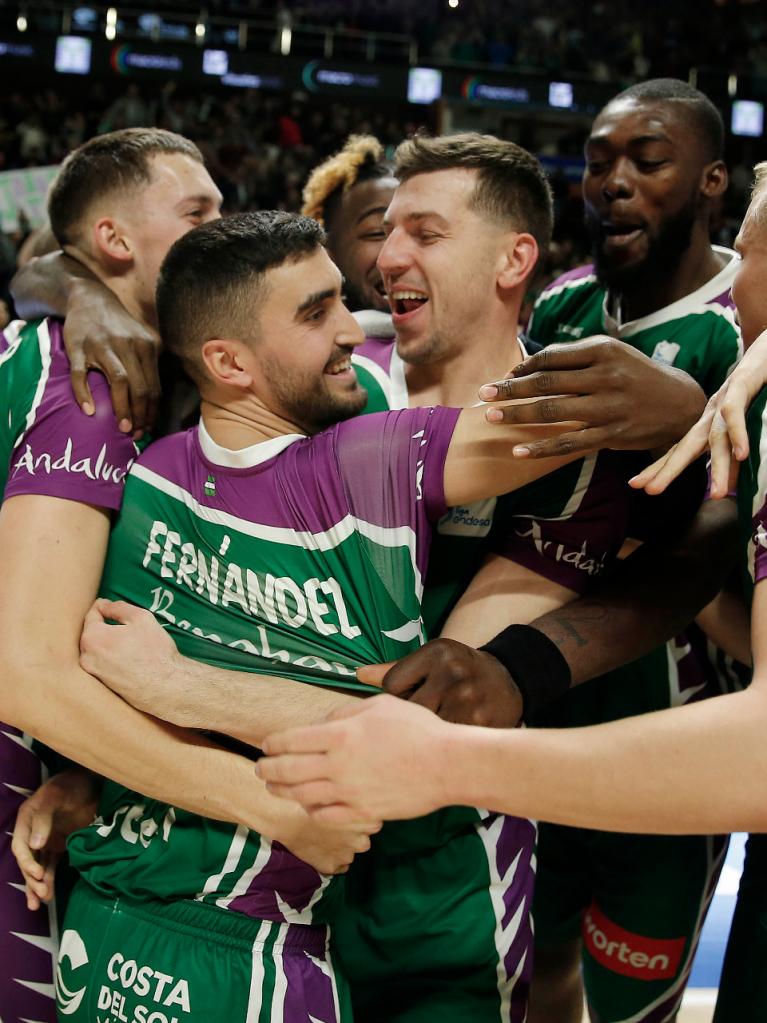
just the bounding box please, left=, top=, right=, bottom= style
left=404, top=329, right=524, bottom=409
left=67, top=247, right=152, bottom=330
left=616, top=233, right=728, bottom=323
left=200, top=396, right=306, bottom=452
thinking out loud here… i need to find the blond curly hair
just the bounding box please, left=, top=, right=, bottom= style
left=302, top=135, right=388, bottom=226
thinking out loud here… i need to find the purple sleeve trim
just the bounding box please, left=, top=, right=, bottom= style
left=4, top=371, right=136, bottom=510
left=420, top=405, right=461, bottom=523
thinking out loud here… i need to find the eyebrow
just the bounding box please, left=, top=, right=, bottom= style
left=176, top=192, right=222, bottom=209
left=586, top=132, right=672, bottom=147
left=356, top=205, right=389, bottom=225
left=296, top=287, right=337, bottom=316
left=382, top=210, right=449, bottom=228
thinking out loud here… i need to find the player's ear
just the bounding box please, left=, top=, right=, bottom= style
left=201, top=338, right=255, bottom=391
left=497, top=232, right=539, bottom=292
left=91, top=216, right=133, bottom=267
left=700, top=160, right=728, bottom=200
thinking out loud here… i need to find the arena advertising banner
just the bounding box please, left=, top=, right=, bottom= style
left=5, top=30, right=619, bottom=116
left=0, top=165, right=58, bottom=232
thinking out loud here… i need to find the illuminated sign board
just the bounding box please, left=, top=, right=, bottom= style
left=55, top=35, right=92, bottom=74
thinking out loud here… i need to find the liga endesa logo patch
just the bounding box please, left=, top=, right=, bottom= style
left=582, top=903, right=686, bottom=980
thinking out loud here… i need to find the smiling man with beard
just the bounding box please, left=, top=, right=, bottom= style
left=520, top=79, right=743, bottom=1023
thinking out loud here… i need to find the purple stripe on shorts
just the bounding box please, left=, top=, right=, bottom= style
left=0, top=725, right=56, bottom=1023
left=228, top=841, right=327, bottom=922
left=282, top=928, right=342, bottom=1023
left=481, top=813, right=537, bottom=1022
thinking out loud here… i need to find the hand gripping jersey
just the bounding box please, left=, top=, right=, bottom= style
left=0, top=319, right=136, bottom=1023
left=67, top=407, right=459, bottom=924
left=527, top=256, right=744, bottom=1023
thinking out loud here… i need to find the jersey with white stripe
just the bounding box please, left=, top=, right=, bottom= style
left=528, top=248, right=741, bottom=398
left=0, top=317, right=135, bottom=1023
left=67, top=405, right=459, bottom=925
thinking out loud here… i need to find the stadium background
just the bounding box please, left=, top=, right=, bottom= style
left=0, top=1, right=761, bottom=1017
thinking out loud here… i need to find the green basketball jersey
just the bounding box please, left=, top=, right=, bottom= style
left=67, top=406, right=459, bottom=925
left=528, top=251, right=741, bottom=398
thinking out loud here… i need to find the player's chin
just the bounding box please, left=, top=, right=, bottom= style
left=337, top=384, right=368, bottom=418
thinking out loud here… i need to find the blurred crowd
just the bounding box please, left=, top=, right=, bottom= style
left=114, top=0, right=767, bottom=81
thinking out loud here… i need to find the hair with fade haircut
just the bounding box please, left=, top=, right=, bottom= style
left=301, top=134, right=393, bottom=228
left=48, top=127, right=204, bottom=247
left=605, top=78, right=725, bottom=162
left=393, top=132, right=554, bottom=254
left=156, top=210, right=326, bottom=384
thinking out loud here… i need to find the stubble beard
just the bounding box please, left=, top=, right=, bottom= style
left=588, top=196, right=698, bottom=295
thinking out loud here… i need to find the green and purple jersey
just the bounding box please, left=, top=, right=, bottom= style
left=0, top=317, right=136, bottom=1023
left=68, top=406, right=459, bottom=926
left=528, top=250, right=741, bottom=398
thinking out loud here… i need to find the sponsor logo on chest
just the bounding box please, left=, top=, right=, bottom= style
left=438, top=498, right=497, bottom=538
left=651, top=340, right=681, bottom=366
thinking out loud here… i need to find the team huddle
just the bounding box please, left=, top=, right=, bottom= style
left=1, top=77, right=766, bottom=1023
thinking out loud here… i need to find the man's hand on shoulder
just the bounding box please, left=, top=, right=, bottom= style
left=478, top=336, right=707, bottom=459
left=65, top=277, right=160, bottom=438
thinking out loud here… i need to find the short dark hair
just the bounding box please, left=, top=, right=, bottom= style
left=156, top=211, right=326, bottom=383
left=605, top=79, right=724, bottom=162
left=48, top=127, right=203, bottom=247
left=393, top=132, right=554, bottom=254
left=302, top=134, right=393, bottom=229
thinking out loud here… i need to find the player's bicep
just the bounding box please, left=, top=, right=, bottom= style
left=443, top=407, right=578, bottom=506
left=0, top=495, right=110, bottom=663
left=441, top=553, right=577, bottom=647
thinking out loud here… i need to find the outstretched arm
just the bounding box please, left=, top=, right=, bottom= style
left=360, top=497, right=740, bottom=726
left=256, top=575, right=766, bottom=834
left=443, top=406, right=579, bottom=506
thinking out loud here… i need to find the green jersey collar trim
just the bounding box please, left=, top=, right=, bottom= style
left=197, top=419, right=304, bottom=469
left=603, top=246, right=738, bottom=336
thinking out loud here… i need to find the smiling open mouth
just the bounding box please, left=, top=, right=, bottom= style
left=325, top=357, right=354, bottom=376
left=391, top=289, right=429, bottom=316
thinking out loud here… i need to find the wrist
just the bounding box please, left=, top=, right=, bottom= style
left=165, top=650, right=208, bottom=727
left=480, top=624, right=571, bottom=721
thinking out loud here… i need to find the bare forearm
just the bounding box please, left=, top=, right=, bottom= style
left=4, top=660, right=288, bottom=834
left=695, top=587, right=752, bottom=665
left=156, top=655, right=365, bottom=744
left=447, top=685, right=766, bottom=833
left=9, top=252, right=89, bottom=319
left=530, top=499, right=739, bottom=685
